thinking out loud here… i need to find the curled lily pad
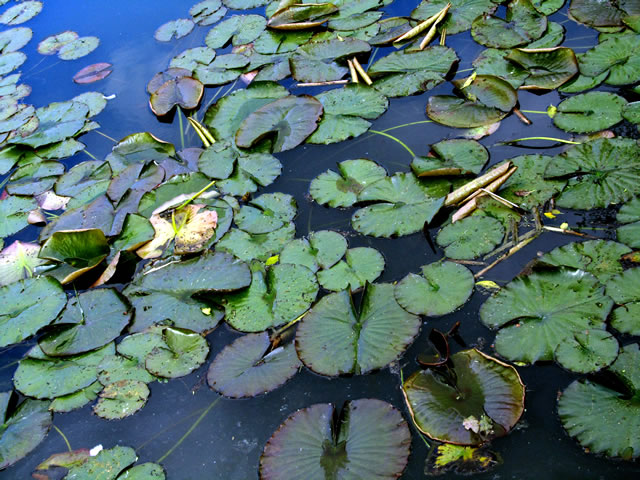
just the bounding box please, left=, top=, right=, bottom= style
left=0, top=1, right=42, bottom=25
left=577, top=35, right=640, bottom=86
left=154, top=19, right=195, bottom=42
left=558, top=343, right=640, bottom=459
left=480, top=269, right=613, bottom=364
left=499, top=154, right=566, bottom=210
left=280, top=230, right=347, bottom=273
left=93, top=380, right=150, bottom=420
left=0, top=392, right=52, bottom=470
left=552, top=92, right=626, bottom=133
left=64, top=445, right=137, bottom=479
left=606, top=268, right=640, bottom=335
left=37, top=30, right=78, bottom=55
left=554, top=329, right=619, bottom=374
left=0, top=27, right=32, bottom=53
left=317, top=247, right=385, bottom=292
left=617, top=196, right=640, bottom=249
left=58, top=36, right=100, bottom=60
left=205, top=14, right=266, bottom=49
left=220, top=262, right=317, bottom=332
left=0, top=241, right=45, bottom=287
left=395, top=261, right=474, bottom=316
left=260, top=399, right=411, bottom=480
left=471, top=0, right=547, bottom=48
left=412, top=139, right=488, bottom=177
left=310, top=158, right=387, bottom=208
left=207, top=332, right=301, bottom=398
left=427, top=95, right=508, bottom=128
left=296, top=283, right=420, bottom=376
left=106, top=132, right=176, bottom=173
left=150, top=76, right=204, bottom=116
left=505, top=47, right=578, bottom=90
left=412, top=0, right=498, bottom=35
left=436, top=216, right=504, bottom=260
left=402, top=349, right=525, bottom=446
left=544, top=138, right=640, bottom=209
left=145, top=327, right=209, bottom=378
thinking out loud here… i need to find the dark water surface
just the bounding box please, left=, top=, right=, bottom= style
left=1, top=0, right=639, bottom=479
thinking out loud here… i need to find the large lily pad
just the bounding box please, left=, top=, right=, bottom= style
left=316, top=247, right=385, bottom=292
left=544, top=138, right=640, bottom=209
left=436, top=216, right=504, bottom=260
left=207, top=332, right=301, bottom=398
left=93, top=380, right=150, bottom=420
left=427, top=95, right=509, bottom=128
left=154, top=19, right=195, bottom=42
left=554, top=329, right=619, bottom=374
left=402, top=349, right=525, bottom=445
left=205, top=14, right=266, bottom=49
left=569, top=0, right=635, bottom=27
left=577, top=35, right=640, bottom=86
left=606, top=268, right=640, bottom=335
left=499, top=154, right=566, bottom=210
left=412, top=0, right=498, bottom=35
left=296, top=283, right=420, bottom=376
left=290, top=38, right=370, bottom=83
left=260, top=399, right=411, bottom=480
left=145, top=327, right=209, bottom=378
left=480, top=269, right=613, bottom=364
left=552, top=92, right=626, bottom=133
left=471, top=0, right=547, bottom=48
left=0, top=392, right=51, bottom=470
left=395, top=261, right=474, bottom=316
left=617, top=196, right=640, bottom=249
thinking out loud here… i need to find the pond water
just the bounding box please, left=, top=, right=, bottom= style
left=1, top=0, right=640, bottom=479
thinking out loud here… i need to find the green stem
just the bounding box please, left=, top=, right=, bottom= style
left=53, top=425, right=72, bottom=452
left=369, top=130, right=416, bottom=157
left=177, top=106, right=185, bottom=150
left=499, top=136, right=581, bottom=145
left=177, top=179, right=217, bottom=211
left=157, top=397, right=221, bottom=463
left=380, top=120, right=433, bottom=133
left=519, top=110, right=548, bottom=114
left=366, top=47, right=378, bottom=71
left=94, top=130, right=118, bottom=143
left=83, top=149, right=99, bottom=160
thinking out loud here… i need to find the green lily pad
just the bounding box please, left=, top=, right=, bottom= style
left=499, top=154, right=566, bottom=210
left=552, top=91, right=626, bottom=133
left=39, top=195, right=114, bottom=241
left=205, top=14, right=266, bottom=49
left=296, top=283, right=420, bottom=376
left=436, top=216, right=504, bottom=260
left=0, top=392, right=51, bottom=470
left=168, top=49, right=216, bottom=72
left=49, top=381, right=103, bottom=413
left=221, top=262, right=317, bottom=332
left=14, top=343, right=115, bottom=399
left=426, top=443, right=499, bottom=475
left=539, top=240, right=630, bottom=283
left=38, top=288, right=131, bottom=357
left=235, top=193, right=296, bottom=234
left=97, top=355, right=155, bottom=385
left=471, top=0, right=547, bottom=48
left=0, top=276, right=66, bottom=348
left=427, top=95, right=509, bottom=128
left=154, top=19, right=194, bottom=42
left=112, top=214, right=156, bottom=252
left=93, top=380, right=150, bottom=419
left=0, top=51, right=26, bottom=75
left=0, top=27, right=32, bottom=53
left=55, top=160, right=112, bottom=208
left=117, top=463, right=166, bottom=480
left=453, top=74, right=517, bottom=113
left=531, top=0, right=564, bottom=14
left=267, top=3, right=338, bottom=29
left=0, top=194, right=37, bottom=237
left=544, top=138, right=640, bottom=209
left=207, top=332, right=301, bottom=398
left=558, top=343, right=640, bottom=459
left=224, top=0, right=269, bottom=9
left=310, top=158, right=387, bottom=208
left=145, top=327, right=209, bottom=378
left=58, top=36, right=100, bottom=60
left=368, top=46, right=458, bottom=97
left=150, top=76, right=204, bottom=116
left=577, top=35, right=640, bottom=85
left=124, top=251, right=250, bottom=332
left=106, top=132, right=176, bottom=173
left=37, top=30, right=78, bottom=55
left=526, top=21, right=565, bottom=48
left=402, top=349, right=525, bottom=446
left=290, top=38, right=370, bottom=83
left=136, top=172, right=210, bottom=217
left=6, top=159, right=64, bottom=196
left=395, top=261, right=474, bottom=316
left=316, top=247, right=385, bottom=292
left=606, top=268, right=640, bottom=335
left=472, top=48, right=529, bottom=89
left=412, top=139, right=489, bottom=176
left=569, top=0, right=635, bottom=28
left=480, top=269, right=613, bottom=364
left=253, top=29, right=313, bottom=54
left=260, top=399, right=411, bottom=480
left=558, top=71, right=608, bottom=93
left=412, top=0, right=498, bottom=35
left=194, top=53, right=250, bottom=86
left=328, top=11, right=382, bottom=30
left=279, top=230, right=347, bottom=272
left=307, top=85, right=388, bottom=144
left=352, top=173, right=447, bottom=238
left=554, top=329, right=619, bottom=374
left=0, top=240, right=46, bottom=287
left=216, top=223, right=295, bottom=262
left=0, top=1, right=42, bottom=25
left=617, top=196, right=640, bottom=249
left=236, top=95, right=323, bottom=152
left=190, top=0, right=226, bottom=26
left=623, top=101, right=640, bottom=124
left=64, top=445, right=137, bottom=479
left=505, top=47, right=578, bottom=90
left=116, top=328, right=166, bottom=364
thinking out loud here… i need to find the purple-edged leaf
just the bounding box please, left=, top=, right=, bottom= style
left=149, top=77, right=204, bottom=116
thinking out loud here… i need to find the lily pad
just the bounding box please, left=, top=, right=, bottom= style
left=395, top=261, right=474, bottom=316
left=0, top=392, right=51, bottom=470
left=38, top=288, right=131, bottom=357
left=296, top=283, right=420, bottom=376
left=145, top=327, right=209, bottom=378
left=260, top=399, right=411, bottom=480
left=97, top=355, right=155, bottom=385
left=64, top=445, right=137, bottom=479
left=0, top=51, right=26, bottom=75
left=471, top=0, right=547, bottom=48
left=224, top=0, right=269, bottom=9
left=205, top=14, right=266, bottom=49
left=505, top=47, right=578, bottom=90
left=0, top=27, right=32, bottom=53
left=480, top=269, right=613, bottom=364
left=39, top=195, right=114, bottom=241
left=221, top=262, right=318, bottom=332
left=352, top=173, right=447, bottom=238
left=253, top=29, right=313, bottom=54
left=267, top=3, right=338, bottom=29
left=154, top=19, right=194, bottom=42
left=558, top=71, right=608, bottom=93
left=569, top=0, right=636, bottom=28
left=606, top=268, right=640, bottom=335
left=0, top=1, right=42, bottom=25
left=194, top=53, right=250, bottom=86
left=207, top=332, right=301, bottom=398
left=106, top=132, right=176, bottom=173
left=427, top=95, right=509, bottom=128
left=0, top=194, right=37, bottom=237
left=526, top=21, right=565, bottom=48
left=554, top=329, right=619, bottom=374
left=0, top=240, right=46, bottom=287
left=37, top=30, right=78, bottom=55
left=58, top=36, right=100, bottom=61
left=453, top=74, right=517, bottom=113
left=316, top=247, right=385, bottom=292
left=309, top=158, right=387, bottom=208
left=472, top=48, right=529, bottom=89
left=402, top=349, right=525, bottom=445
left=552, top=92, right=626, bottom=133
left=279, top=230, right=347, bottom=272
left=117, top=463, right=166, bottom=479
left=499, top=154, right=566, bottom=210
left=539, top=240, right=630, bottom=283
left=93, top=380, right=150, bottom=420
left=190, top=0, right=226, bottom=26
left=150, top=76, right=204, bottom=116
left=49, top=381, right=103, bottom=413
left=530, top=0, right=564, bottom=15
left=558, top=343, right=640, bottom=459
left=617, top=196, right=640, bottom=249
left=73, top=63, right=113, bottom=84
left=577, top=35, right=640, bottom=85
left=412, top=0, right=498, bottom=35
left=55, top=160, right=112, bottom=208
left=412, top=139, right=489, bottom=176
left=436, top=216, right=504, bottom=260
left=426, top=443, right=499, bottom=475
left=235, top=193, right=296, bottom=234
left=216, top=223, right=295, bottom=262
left=169, top=49, right=216, bottom=73
left=544, top=138, right=640, bottom=209
left=290, top=37, right=370, bottom=83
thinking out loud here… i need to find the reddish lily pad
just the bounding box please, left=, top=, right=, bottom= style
left=149, top=76, right=204, bottom=116
left=73, top=63, right=113, bottom=84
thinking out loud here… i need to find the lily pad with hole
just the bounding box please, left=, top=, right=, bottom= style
left=412, top=139, right=489, bottom=177
left=0, top=27, right=32, bottom=53
left=539, top=240, right=630, bottom=283
left=499, top=154, right=566, bottom=210
left=0, top=392, right=51, bottom=470
left=205, top=14, right=266, bottom=49
left=471, top=0, right=547, bottom=48
left=37, top=30, right=78, bottom=55
left=0, top=194, right=37, bottom=237
left=577, top=35, right=640, bottom=85
left=64, top=445, right=137, bottom=479
left=436, top=216, right=504, bottom=260
left=427, top=95, right=509, bottom=128
left=402, top=348, right=525, bottom=445
left=124, top=251, right=249, bottom=332
left=368, top=46, right=458, bottom=97
left=317, top=247, right=385, bottom=292
left=606, top=268, right=640, bottom=335
left=296, top=283, right=420, bottom=376
left=154, top=19, right=195, bottom=42
left=0, top=276, right=66, bottom=348
left=93, top=380, right=150, bottom=420
left=150, top=76, right=204, bottom=116
left=221, top=261, right=317, bottom=332
left=208, top=332, right=301, bottom=398
left=14, top=343, right=115, bottom=399
left=554, top=329, right=619, bottom=374
left=235, top=193, right=296, bottom=234
left=617, top=196, right=640, bottom=248
left=395, top=261, right=474, bottom=316
left=544, top=138, right=640, bottom=209
left=38, top=288, right=131, bottom=357
left=216, top=223, right=295, bottom=262
left=0, top=240, right=46, bottom=287
left=260, top=398, right=411, bottom=480
left=0, top=1, right=42, bottom=25
left=290, top=37, right=371, bottom=83
left=58, top=36, right=100, bottom=60
left=411, top=0, right=498, bottom=35
left=190, top=0, right=226, bottom=26
left=352, top=173, right=447, bottom=238
left=279, top=230, right=347, bottom=272
left=558, top=342, right=640, bottom=459
left=145, top=327, right=209, bottom=378
left=309, top=158, right=387, bottom=208
left=505, top=47, right=578, bottom=90
left=480, top=269, right=613, bottom=364
left=552, top=91, right=626, bottom=133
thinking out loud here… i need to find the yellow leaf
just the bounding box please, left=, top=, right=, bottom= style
left=265, top=255, right=280, bottom=266
left=544, top=211, right=556, bottom=219
left=560, top=222, right=569, bottom=230
left=476, top=280, right=501, bottom=292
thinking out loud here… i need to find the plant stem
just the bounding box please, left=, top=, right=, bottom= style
left=498, top=136, right=581, bottom=146
left=369, top=130, right=416, bottom=157
left=519, top=110, right=548, bottom=114
left=475, top=232, right=541, bottom=278
left=53, top=425, right=72, bottom=452
left=94, top=130, right=118, bottom=143
left=176, top=179, right=217, bottom=211
left=83, top=149, right=99, bottom=160
left=380, top=120, right=433, bottom=133
left=177, top=106, right=185, bottom=150
left=366, top=47, right=378, bottom=71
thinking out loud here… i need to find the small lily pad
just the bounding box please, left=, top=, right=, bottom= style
left=606, top=268, right=640, bottom=335
left=37, top=30, right=78, bottom=55
left=64, top=445, right=137, bottom=479
left=453, top=74, right=517, bottom=113
left=317, top=247, right=385, bottom=292
left=0, top=1, right=42, bottom=25
left=554, top=329, right=619, bottom=374
left=145, top=327, right=209, bottom=378
left=150, top=76, right=204, bottom=116
left=0, top=194, right=37, bottom=237
left=154, top=19, right=195, bottom=42
left=436, top=216, right=504, bottom=260
left=0, top=27, right=32, bottom=53
left=58, top=36, right=100, bottom=61
left=205, top=14, right=266, bottom=49
left=552, top=92, right=626, bottom=133
left=73, top=62, right=113, bottom=84
left=190, top=0, right=226, bottom=26
left=427, top=95, right=509, bottom=128
left=93, top=380, right=150, bottom=420
left=235, top=193, right=296, bottom=234
left=279, top=230, right=347, bottom=272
